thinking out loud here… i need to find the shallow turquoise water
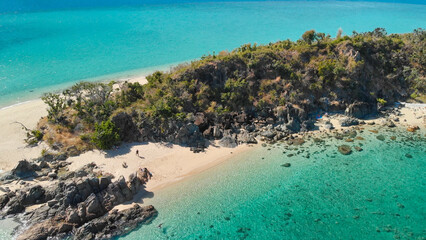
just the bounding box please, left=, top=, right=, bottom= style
left=120, top=127, right=425, bottom=239
left=1, top=1, right=426, bottom=107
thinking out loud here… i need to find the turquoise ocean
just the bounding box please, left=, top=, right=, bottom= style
left=0, top=0, right=425, bottom=107
left=120, top=126, right=425, bottom=240
left=0, top=1, right=425, bottom=239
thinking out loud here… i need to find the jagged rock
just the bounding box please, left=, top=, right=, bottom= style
left=300, top=119, right=315, bottom=132
left=111, top=112, right=140, bottom=142
left=245, top=124, right=256, bottom=132
left=345, top=102, right=376, bottom=119
left=16, top=218, right=75, bottom=240
left=261, top=130, right=276, bottom=139
left=99, top=177, right=111, bottom=190
left=213, top=126, right=223, bottom=139
left=0, top=194, right=10, bottom=209
left=338, top=145, right=352, bottom=155
left=175, top=123, right=207, bottom=148
left=218, top=136, right=237, bottom=148
left=48, top=172, right=57, bottom=179
left=285, top=118, right=301, bottom=132
left=15, top=166, right=153, bottom=240
left=85, top=194, right=105, bottom=219
left=73, top=204, right=157, bottom=240
left=339, top=117, right=359, bottom=127
left=383, top=119, right=396, bottom=127
left=237, top=131, right=257, bottom=144
left=11, top=160, right=40, bottom=178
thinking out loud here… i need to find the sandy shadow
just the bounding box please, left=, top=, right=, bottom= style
left=104, top=142, right=148, bottom=158
left=103, top=140, right=213, bottom=159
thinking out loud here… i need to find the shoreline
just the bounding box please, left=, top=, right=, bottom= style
left=0, top=59, right=190, bottom=110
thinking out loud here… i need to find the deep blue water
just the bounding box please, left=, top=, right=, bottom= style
left=0, top=1, right=425, bottom=107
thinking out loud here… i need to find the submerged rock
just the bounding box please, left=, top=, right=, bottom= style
left=376, top=135, right=385, bottom=141
left=288, top=138, right=305, bottom=146
left=354, top=146, right=363, bottom=152
left=338, top=145, right=352, bottom=155
left=407, top=126, right=419, bottom=132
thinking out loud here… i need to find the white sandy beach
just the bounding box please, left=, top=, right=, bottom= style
left=0, top=100, right=48, bottom=171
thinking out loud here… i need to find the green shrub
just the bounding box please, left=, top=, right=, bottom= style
left=42, top=93, right=66, bottom=123
left=410, top=92, right=419, bottom=99
left=377, top=98, right=387, bottom=105
left=25, top=129, right=44, bottom=145
left=91, top=120, right=120, bottom=150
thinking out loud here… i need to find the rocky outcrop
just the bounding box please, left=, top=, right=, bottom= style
left=0, top=163, right=155, bottom=240
left=11, top=160, right=40, bottom=178
left=382, top=119, right=396, bottom=127
left=345, top=102, right=376, bottom=119
left=219, top=136, right=237, bottom=148
left=339, top=117, right=359, bottom=127
left=175, top=123, right=206, bottom=148
left=237, top=130, right=257, bottom=144
left=72, top=204, right=157, bottom=240
left=111, top=112, right=140, bottom=142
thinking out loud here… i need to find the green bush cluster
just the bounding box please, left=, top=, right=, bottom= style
left=91, top=120, right=120, bottom=150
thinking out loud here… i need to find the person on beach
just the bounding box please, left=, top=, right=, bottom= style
left=136, top=150, right=139, bottom=156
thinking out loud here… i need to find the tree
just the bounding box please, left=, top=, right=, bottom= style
left=42, top=93, right=66, bottom=123
left=91, top=120, right=120, bottom=150
left=302, top=30, right=317, bottom=45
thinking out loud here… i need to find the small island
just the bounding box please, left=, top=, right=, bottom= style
left=0, top=28, right=425, bottom=239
